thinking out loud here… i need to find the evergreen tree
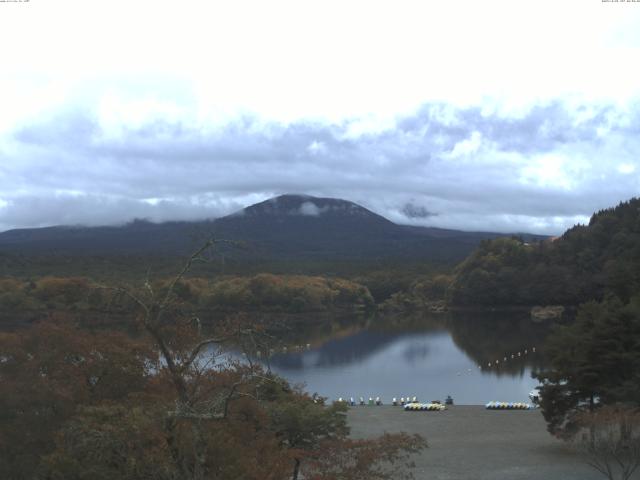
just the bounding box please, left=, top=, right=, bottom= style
left=534, top=295, right=640, bottom=437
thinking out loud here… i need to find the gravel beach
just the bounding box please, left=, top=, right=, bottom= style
left=347, top=405, right=617, bottom=480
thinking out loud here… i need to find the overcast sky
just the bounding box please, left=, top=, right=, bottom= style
left=1, top=0, right=639, bottom=234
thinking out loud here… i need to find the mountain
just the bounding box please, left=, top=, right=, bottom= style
left=212, top=195, right=400, bottom=258
left=0, top=219, right=208, bottom=255
left=0, top=194, right=537, bottom=265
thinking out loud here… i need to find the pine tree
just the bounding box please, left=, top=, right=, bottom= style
left=535, top=295, right=640, bottom=437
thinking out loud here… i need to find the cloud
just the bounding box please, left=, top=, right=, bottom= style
left=0, top=193, right=244, bottom=232
left=402, top=204, right=436, bottom=219
left=1, top=100, right=639, bottom=234
left=298, top=202, right=326, bottom=216
left=0, top=0, right=638, bottom=237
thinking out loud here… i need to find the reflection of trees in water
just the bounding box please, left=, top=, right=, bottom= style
left=370, top=312, right=447, bottom=364
left=269, top=312, right=453, bottom=370
left=369, top=311, right=449, bottom=334
left=269, top=329, right=404, bottom=369
left=202, top=310, right=371, bottom=348
left=223, top=309, right=554, bottom=377
left=447, top=309, right=550, bottom=376
left=269, top=311, right=449, bottom=369
left=402, top=342, right=430, bottom=362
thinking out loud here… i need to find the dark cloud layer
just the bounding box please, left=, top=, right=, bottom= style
left=1, top=100, right=639, bottom=234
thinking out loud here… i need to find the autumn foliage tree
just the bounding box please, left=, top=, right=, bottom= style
left=0, top=320, right=154, bottom=480
left=0, top=239, right=425, bottom=480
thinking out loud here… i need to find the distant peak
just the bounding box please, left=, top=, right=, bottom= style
left=226, top=194, right=392, bottom=222
left=273, top=193, right=316, bottom=201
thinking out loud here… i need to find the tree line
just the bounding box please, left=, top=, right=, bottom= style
left=437, top=198, right=640, bottom=479
left=445, top=198, right=640, bottom=479
left=0, top=273, right=374, bottom=318
left=0, top=241, right=424, bottom=480
left=448, top=198, right=640, bottom=306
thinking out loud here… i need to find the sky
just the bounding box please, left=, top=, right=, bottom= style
left=0, top=0, right=639, bottom=234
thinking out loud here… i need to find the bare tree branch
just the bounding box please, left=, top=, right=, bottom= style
left=180, top=335, right=233, bottom=372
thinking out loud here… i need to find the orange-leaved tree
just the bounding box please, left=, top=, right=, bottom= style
left=2, top=239, right=426, bottom=480
left=0, top=320, right=154, bottom=480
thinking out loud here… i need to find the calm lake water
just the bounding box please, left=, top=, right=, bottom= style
left=259, top=311, right=550, bottom=405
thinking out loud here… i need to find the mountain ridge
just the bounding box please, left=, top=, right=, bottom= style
left=0, top=194, right=544, bottom=263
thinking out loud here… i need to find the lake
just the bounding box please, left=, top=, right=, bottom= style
left=258, top=310, right=551, bottom=405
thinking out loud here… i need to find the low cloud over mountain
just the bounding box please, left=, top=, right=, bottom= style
left=1, top=100, right=639, bottom=234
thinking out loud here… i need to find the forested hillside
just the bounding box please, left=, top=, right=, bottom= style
left=0, top=274, right=373, bottom=322
left=448, top=198, right=640, bottom=306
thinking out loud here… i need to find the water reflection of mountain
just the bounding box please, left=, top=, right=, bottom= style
left=267, top=310, right=552, bottom=376
left=268, top=329, right=406, bottom=369
left=259, top=311, right=552, bottom=403
left=267, top=312, right=451, bottom=369
left=402, top=342, right=431, bottom=362
left=447, top=309, right=550, bottom=376
left=368, top=312, right=449, bottom=334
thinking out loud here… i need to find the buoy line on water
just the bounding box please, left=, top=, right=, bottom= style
left=328, top=346, right=539, bottom=406
left=335, top=398, right=448, bottom=411
left=478, top=346, right=536, bottom=371
left=336, top=396, right=425, bottom=406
